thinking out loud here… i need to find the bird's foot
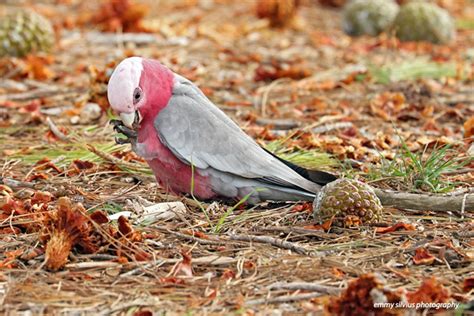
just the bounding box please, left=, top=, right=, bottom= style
left=110, top=119, right=137, bottom=145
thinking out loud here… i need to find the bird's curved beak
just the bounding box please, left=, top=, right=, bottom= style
left=120, top=111, right=141, bottom=129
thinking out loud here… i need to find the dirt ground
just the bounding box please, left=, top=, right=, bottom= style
left=0, top=0, right=473, bottom=314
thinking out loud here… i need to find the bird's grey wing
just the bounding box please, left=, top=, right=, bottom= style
left=154, top=75, right=321, bottom=193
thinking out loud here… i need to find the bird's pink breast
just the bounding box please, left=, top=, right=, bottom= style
left=138, top=120, right=215, bottom=199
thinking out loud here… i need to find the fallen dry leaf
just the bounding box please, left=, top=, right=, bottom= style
left=464, top=116, right=474, bottom=138
left=255, top=0, right=300, bottom=27
left=117, top=215, right=142, bottom=242
left=254, top=61, right=311, bottom=82
left=376, top=222, right=416, bottom=234
left=406, top=277, right=450, bottom=304
left=413, top=247, right=436, bottom=265
left=463, top=277, right=474, bottom=293
left=90, top=0, right=149, bottom=32
left=159, top=277, right=186, bottom=285
left=42, top=197, right=98, bottom=271
left=89, top=210, right=109, bottom=224
left=317, top=0, right=346, bottom=7
left=331, top=267, right=346, bottom=279
left=304, top=216, right=334, bottom=231
left=132, top=310, right=153, bottom=316
left=0, top=227, right=21, bottom=235
left=183, top=229, right=209, bottom=239
left=34, top=158, right=62, bottom=173
left=221, top=269, right=236, bottom=280
left=0, top=249, right=24, bottom=269
left=173, top=250, right=193, bottom=277
left=370, top=92, right=407, bottom=121
left=24, top=55, right=55, bottom=81
left=326, top=273, right=403, bottom=316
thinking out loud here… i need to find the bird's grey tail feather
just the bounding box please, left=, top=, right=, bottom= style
left=262, top=147, right=337, bottom=186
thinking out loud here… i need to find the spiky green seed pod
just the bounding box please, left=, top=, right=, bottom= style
left=313, top=179, right=382, bottom=227
left=342, top=0, right=399, bottom=36
left=393, top=2, right=455, bottom=44
left=0, top=9, right=55, bottom=57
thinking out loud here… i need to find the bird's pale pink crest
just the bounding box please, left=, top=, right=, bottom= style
left=107, top=57, right=143, bottom=114
left=107, top=57, right=174, bottom=123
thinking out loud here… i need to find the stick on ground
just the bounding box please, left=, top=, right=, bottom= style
left=246, top=292, right=324, bottom=306
left=267, top=282, right=342, bottom=295
left=228, top=233, right=310, bottom=255
left=374, top=189, right=474, bottom=213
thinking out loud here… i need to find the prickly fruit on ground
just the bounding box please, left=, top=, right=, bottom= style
left=342, top=0, right=399, bottom=36
left=313, top=178, right=383, bottom=227
left=0, top=9, right=55, bottom=57
left=393, top=1, right=455, bottom=44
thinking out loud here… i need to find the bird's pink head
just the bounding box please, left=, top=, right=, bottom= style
left=107, top=57, right=174, bottom=128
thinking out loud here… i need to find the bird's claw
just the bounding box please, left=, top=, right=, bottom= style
left=110, top=119, right=123, bottom=127
left=115, top=136, right=132, bottom=145
left=110, top=119, right=137, bottom=145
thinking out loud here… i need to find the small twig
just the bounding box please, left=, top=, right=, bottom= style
left=155, top=192, right=210, bottom=210
left=259, top=226, right=335, bottom=240
left=267, top=282, right=342, bottom=295
left=442, top=167, right=474, bottom=175
left=312, top=122, right=354, bottom=134
left=374, top=189, right=474, bottom=213
left=255, top=118, right=300, bottom=130
left=461, top=194, right=468, bottom=219
left=165, top=229, right=224, bottom=246
left=119, top=261, right=165, bottom=278
left=259, top=78, right=291, bottom=117
left=246, top=292, right=324, bottom=306
left=1, top=86, right=85, bottom=102
left=85, top=31, right=159, bottom=45
left=87, top=144, right=147, bottom=171
left=228, top=233, right=310, bottom=255
left=0, top=87, right=59, bottom=102
left=0, top=176, right=35, bottom=188
left=46, top=117, right=70, bottom=142
left=65, top=261, right=121, bottom=269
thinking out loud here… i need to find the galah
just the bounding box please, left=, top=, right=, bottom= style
left=107, top=57, right=336, bottom=203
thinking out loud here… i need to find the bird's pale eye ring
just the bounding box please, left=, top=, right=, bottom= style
left=133, top=87, right=143, bottom=105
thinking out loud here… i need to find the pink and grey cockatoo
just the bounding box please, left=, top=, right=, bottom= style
left=107, top=57, right=336, bottom=204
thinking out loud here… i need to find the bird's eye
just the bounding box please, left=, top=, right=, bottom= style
left=133, top=87, right=142, bottom=105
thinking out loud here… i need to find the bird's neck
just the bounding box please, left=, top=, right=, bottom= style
left=139, top=59, right=174, bottom=119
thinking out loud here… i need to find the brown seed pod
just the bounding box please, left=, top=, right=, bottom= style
left=313, top=178, right=383, bottom=227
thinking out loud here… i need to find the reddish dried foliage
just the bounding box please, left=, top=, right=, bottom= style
left=67, top=160, right=96, bottom=176
left=173, top=250, right=193, bottom=277
left=463, top=277, right=474, bottom=293
left=375, top=222, right=416, bottom=234
left=326, top=273, right=403, bottom=316
left=34, top=158, right=62, bottom=173
left=88, top=62, right=117, bottom=111
left=464, top=116, right=474, bottom=138
left=255, top=0, right=300, bottom=27
left=304, top=216, right=334, bottom=231
left=89, top=210, right=109, bottom=224
left=116, top=216, right=149, bottom=261
left=42, top=197, right=98, bottom=270
left=90, top=0, right=149, bottom=32
left=255, top=60, right=311, bottom=82
left=317, top=0, right=346, bottom=7
left=413, top=247, right=436, bottom=265
left=406, top=278, right=450, bottom=304
left=24, top=55, right=55, bottom=81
